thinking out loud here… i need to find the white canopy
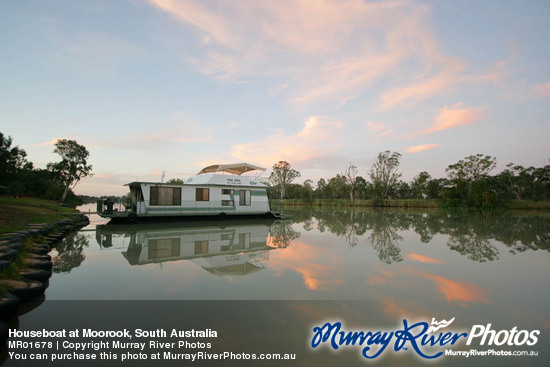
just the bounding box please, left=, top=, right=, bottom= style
left=197, top=163, right=266, bottom=176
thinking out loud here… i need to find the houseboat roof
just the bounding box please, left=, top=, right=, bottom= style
left=197, top=163, right=265, bottom=176
left=124, top=163, right=268, bottom=188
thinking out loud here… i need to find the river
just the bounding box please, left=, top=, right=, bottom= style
left=4, top=205, right=549, bottom=366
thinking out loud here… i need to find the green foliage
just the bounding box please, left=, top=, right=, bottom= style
left=411, top=171, right=431, bottom=199
left=446, top=154, right=496, bottom=181
left=269, top=161, right=300, bottom=199
left=369, top=150, right=402, bottom=202
left=343, top=163, right=358, bottom=201
left=443, top=154, right=499, bottom=208
left=166, top=178, right=185, bottom=185
left=47, top=139, right=93, bottom=202
left=0, top=132, right=30, bottom=187
left=268, top=152, right=548, bottom=210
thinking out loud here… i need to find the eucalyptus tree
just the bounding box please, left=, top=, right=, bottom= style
left=269, top=161, right=300, bottom=199
left=411, top=171, right=432, bottom=199
left=369, top=150, right=402, bottom=201
left=343, top=163, right=358, bottom=202
left=446, top=154, right=496, bottom=182
left=444, top=154, right=497, bottom=206
left=47, top=139, right=93, bottom=202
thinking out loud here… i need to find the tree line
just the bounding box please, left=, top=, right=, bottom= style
left=268, top=152, right=550, bottom=207
left=0, top=132, right=92, bottom=206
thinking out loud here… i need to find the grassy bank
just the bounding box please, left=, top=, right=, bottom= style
left=0, top=197, right=78, bottom=234
left=271, top=198, right=550, bottom=210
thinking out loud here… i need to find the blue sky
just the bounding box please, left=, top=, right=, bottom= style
left=1, top=0, right=549, bottom=195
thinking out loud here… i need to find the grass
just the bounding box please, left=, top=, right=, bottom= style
left=504, top=200, right=550, bottom=210
left=271, top=198, right=550, bottom=210
left=272, top=198, right=441, bottom=208
left=0, top=197, right=77, bottom=234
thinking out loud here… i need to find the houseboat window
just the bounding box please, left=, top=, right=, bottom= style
left=221, top=234, right=233, bottom=241
left=239, top=233, right=251, bottom=248
left=221, top=200, right=234, bottom=206
left=239, top=190, right=251, bottom=206
left=194, top=240, right=209, bottom=255
left=196, top=188, right=210, bottom=201
left=148, top=238, right=181, bottom=258
left=222, top=189, right=233, bottom=195
left=150, top=187, right=181, bottom=206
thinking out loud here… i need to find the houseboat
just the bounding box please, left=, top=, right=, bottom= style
left=97, top=163, right=282, bottom=221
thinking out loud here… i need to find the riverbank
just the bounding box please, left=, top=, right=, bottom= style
left=271, top=198, right=550, bottom=210
left=0, top=197, right=90, bottom=334
left=0, top=198, right=79, bottom=234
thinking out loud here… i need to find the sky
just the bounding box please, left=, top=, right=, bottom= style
left=1, top=0, right=549, bottom=196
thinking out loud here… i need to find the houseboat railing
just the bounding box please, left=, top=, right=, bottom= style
left=99, top=199, right=272, bottom=216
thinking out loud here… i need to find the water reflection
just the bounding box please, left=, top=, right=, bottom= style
left=267, top=221, right=300, bottom=248
left=95, top=220, right=299, bottom=276
left=297, top=209, right=549, bottom=263
left=51, top=233, right=89, bottom=273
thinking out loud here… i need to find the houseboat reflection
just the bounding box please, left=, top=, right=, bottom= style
left=95, top=220, right=279, bottom=276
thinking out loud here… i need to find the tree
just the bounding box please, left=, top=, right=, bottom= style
left=498, top=164, right=534, bottom=201
left=354, top=176, right=369, bottom=200
left=47, top=139, right=93, bottom=202
left=269, top=161, right=300, bottom=199
left=315, top=178, right=328, bottom=198
left=343, top=163, right=358, bottom=202
left=326, top=175, right=349, bottom=199
left=302, top=179, right=314, bottom=202
left=446, top=154, right=496, bottom=182
left=411, top=171, right=431, bottom=199
left=369, top=150, right=402, bottom=201
left=166, top=178, right=185, bottom=185
left=444, top=154, right=497, bottom=207
left=0, top=132, right=29, bottom=186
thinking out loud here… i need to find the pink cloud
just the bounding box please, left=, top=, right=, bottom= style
left=145, top=0, right=469, bottom=107
left=415, top=103, right=484, bottom=135
left=268, top=239, right=345, bottom=291
left=30, top=138, right=62, bottom=147
left=231, top=116, right=343, bottom=167
left=532, top=82, right=550, bottom=97
left=380, top=61, right=463, bottom=110
left=405, top=144, right=441, bottom=154
left=419, top=273, right=490, bottom=307
left=407, top=252, right=444, bottom=263
left=366, top=121, right=394, bottom=137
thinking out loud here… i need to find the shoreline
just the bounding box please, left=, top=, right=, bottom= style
left=270, top=198, right=550, bottom=210
left=0, top=198, right=90, bottom=339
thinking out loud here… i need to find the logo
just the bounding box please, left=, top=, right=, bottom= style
left=310, top=318, right=540, bottom=360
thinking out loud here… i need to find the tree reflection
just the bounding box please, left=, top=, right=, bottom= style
left=286, top=207, right=549, bottom=263
left=52, top=233, right=89, bottom=273
left=314, top=210, right=369, bottom=247
left=442, top=211, right=499, bottom=262
left=268, top=221, right=301, bottom=248
left=366, top=211, right=404, bottom=264
left=492, top=214, right=550, bottom=254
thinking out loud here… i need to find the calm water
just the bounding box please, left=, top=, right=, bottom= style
left=7, top=205, right=549, bottom=366
left=49, top=205, right=549, bottom=305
